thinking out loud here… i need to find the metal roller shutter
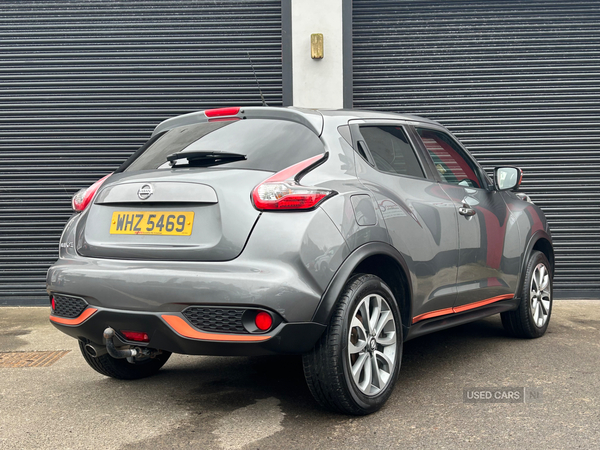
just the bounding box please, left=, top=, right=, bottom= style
left=353, top=0, right=600, bottom=298
left=0, top=0, right=282, bottom=305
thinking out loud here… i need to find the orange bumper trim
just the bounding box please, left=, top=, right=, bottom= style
left=50, top=307, right=98, bottom=326
left=412, top=294, right=514, bottom=324
left=161, top=314, right=272, bottom=342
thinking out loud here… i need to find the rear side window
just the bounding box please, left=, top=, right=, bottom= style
left=359, top=126, right=425, bottom=178
left=416, top=127, right=482, bottom=188
left=123, top=119, right=325, bottom=172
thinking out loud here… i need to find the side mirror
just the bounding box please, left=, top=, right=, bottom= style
left=494, top=167, right=523, bottom=191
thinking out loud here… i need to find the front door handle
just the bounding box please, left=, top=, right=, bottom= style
left=458, top=204, right=476, bottom=216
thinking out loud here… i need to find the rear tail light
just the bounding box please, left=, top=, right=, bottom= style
left=252, top=154, right=335, bottom=210
left=121, top=330, right=150, bottom=343
left=72, top=173, right=112, bottom=212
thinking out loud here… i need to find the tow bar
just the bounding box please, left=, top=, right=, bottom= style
left=102, top=327, right=162, bottom=363
left=103, top=327, right=138, bottom=359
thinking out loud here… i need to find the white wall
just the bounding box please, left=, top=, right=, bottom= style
left=291, top=0, right=344, bottom=108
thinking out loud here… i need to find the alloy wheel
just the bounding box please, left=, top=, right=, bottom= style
left=348, top=293, right=397, bottom=396
left=530, top=263, right=551, bottom=328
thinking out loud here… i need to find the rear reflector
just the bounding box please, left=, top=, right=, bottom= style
left=255, top=312, right=273, bottom=331
left=205, top=107, right=241, bottom=118
left=121, top=330, right=150, bottom=343
left=252, top=154, right=335, bottom=210
left=72, top=173, right=112, bottom=212
left=50, top=296, right=55, bottom=311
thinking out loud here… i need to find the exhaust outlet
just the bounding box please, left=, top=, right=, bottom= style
left=82, top=342, right=107, bottom=358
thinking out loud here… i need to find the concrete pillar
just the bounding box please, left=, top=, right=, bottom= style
left=289, top=0, right=345, bottom=109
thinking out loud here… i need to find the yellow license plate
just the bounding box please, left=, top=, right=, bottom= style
left=109, top=211, right=194, bottom=236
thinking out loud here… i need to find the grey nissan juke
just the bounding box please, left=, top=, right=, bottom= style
left=47, top=106, right=554, bottom=415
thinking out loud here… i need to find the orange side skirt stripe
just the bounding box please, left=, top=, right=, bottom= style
left=49, top=307, right=98, bottom=326
left=410, top=307, right=455, bottom=323
left=161, top=314, right=272, bottom=342
left=412, top=294, right=514, bottom=324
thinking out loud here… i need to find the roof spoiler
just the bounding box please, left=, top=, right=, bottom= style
left=152, top=106, right=324, bottom=137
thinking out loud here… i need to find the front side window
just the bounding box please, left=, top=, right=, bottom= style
left=416, top=128, right=482, bottom=188
left=359, top=126, right=425, bottom=178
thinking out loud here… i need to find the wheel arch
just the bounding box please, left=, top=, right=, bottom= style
left=515, top=230, right=554, bottom=300
left=312, top=242, right=413, bottom=334
left=532, top=236, right=554, bottom=274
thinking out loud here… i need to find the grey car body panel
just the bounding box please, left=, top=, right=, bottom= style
left=438, top=183, right=518, bottom=306
left=77, top=169, right=269, bottom=262
left=47, top=106, right=553, bottom=355
left=312, top=241, right=413, bottom=325
left=48, top=206, right=347, bottom=323
left=96, top=181, right=218, bottom=204
left=309, top=115, right=393, bottom=256
left=348, top=119, right=461, bottom=317
left=350, top=195, right=377, bottom=226
left=407, top=121, right=522, bottom=307
left=353, top=153, right=461, bottom=318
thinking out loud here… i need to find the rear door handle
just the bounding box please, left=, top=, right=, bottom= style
left=458, top=204, right=476, bottom=216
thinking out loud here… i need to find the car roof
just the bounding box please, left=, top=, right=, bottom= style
left=301, top=107, right=441, bottom=126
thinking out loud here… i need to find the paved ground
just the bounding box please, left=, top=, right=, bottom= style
left=1, top=302, right=599, bottom=450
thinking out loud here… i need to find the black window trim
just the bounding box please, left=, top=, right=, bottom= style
left=348, top=121, right=435, bottom=181
left=114, top=130, right=167, bottom=173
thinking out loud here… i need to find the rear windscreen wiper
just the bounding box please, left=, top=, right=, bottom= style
left=166, top=151, right=247, bottom=167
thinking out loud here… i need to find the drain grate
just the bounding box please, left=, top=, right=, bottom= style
left=0, top=350, right=70, bottom=368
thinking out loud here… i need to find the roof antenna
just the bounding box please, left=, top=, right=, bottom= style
left=247, top=51, right=268, bottom=107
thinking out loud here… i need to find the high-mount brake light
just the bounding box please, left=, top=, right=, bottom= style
left=252, top=154, right=335, bottom=211
left=204, top=107, right=241, bottom=118
left=71, top=173, right=112, bottom=212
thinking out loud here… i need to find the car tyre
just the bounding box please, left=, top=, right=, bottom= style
left=302, top=274, right=403, bottom=415
left=502, top=250, right=552, bottom=339
left=78, top=341, right=171, bottom=380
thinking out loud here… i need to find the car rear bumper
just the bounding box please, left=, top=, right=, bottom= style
left=46, top=253, right=325, bottom=323
left=50, top=306, right=326, bottom=356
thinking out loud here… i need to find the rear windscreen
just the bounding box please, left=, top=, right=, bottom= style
left=123, top=119, right=325, bottom=172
